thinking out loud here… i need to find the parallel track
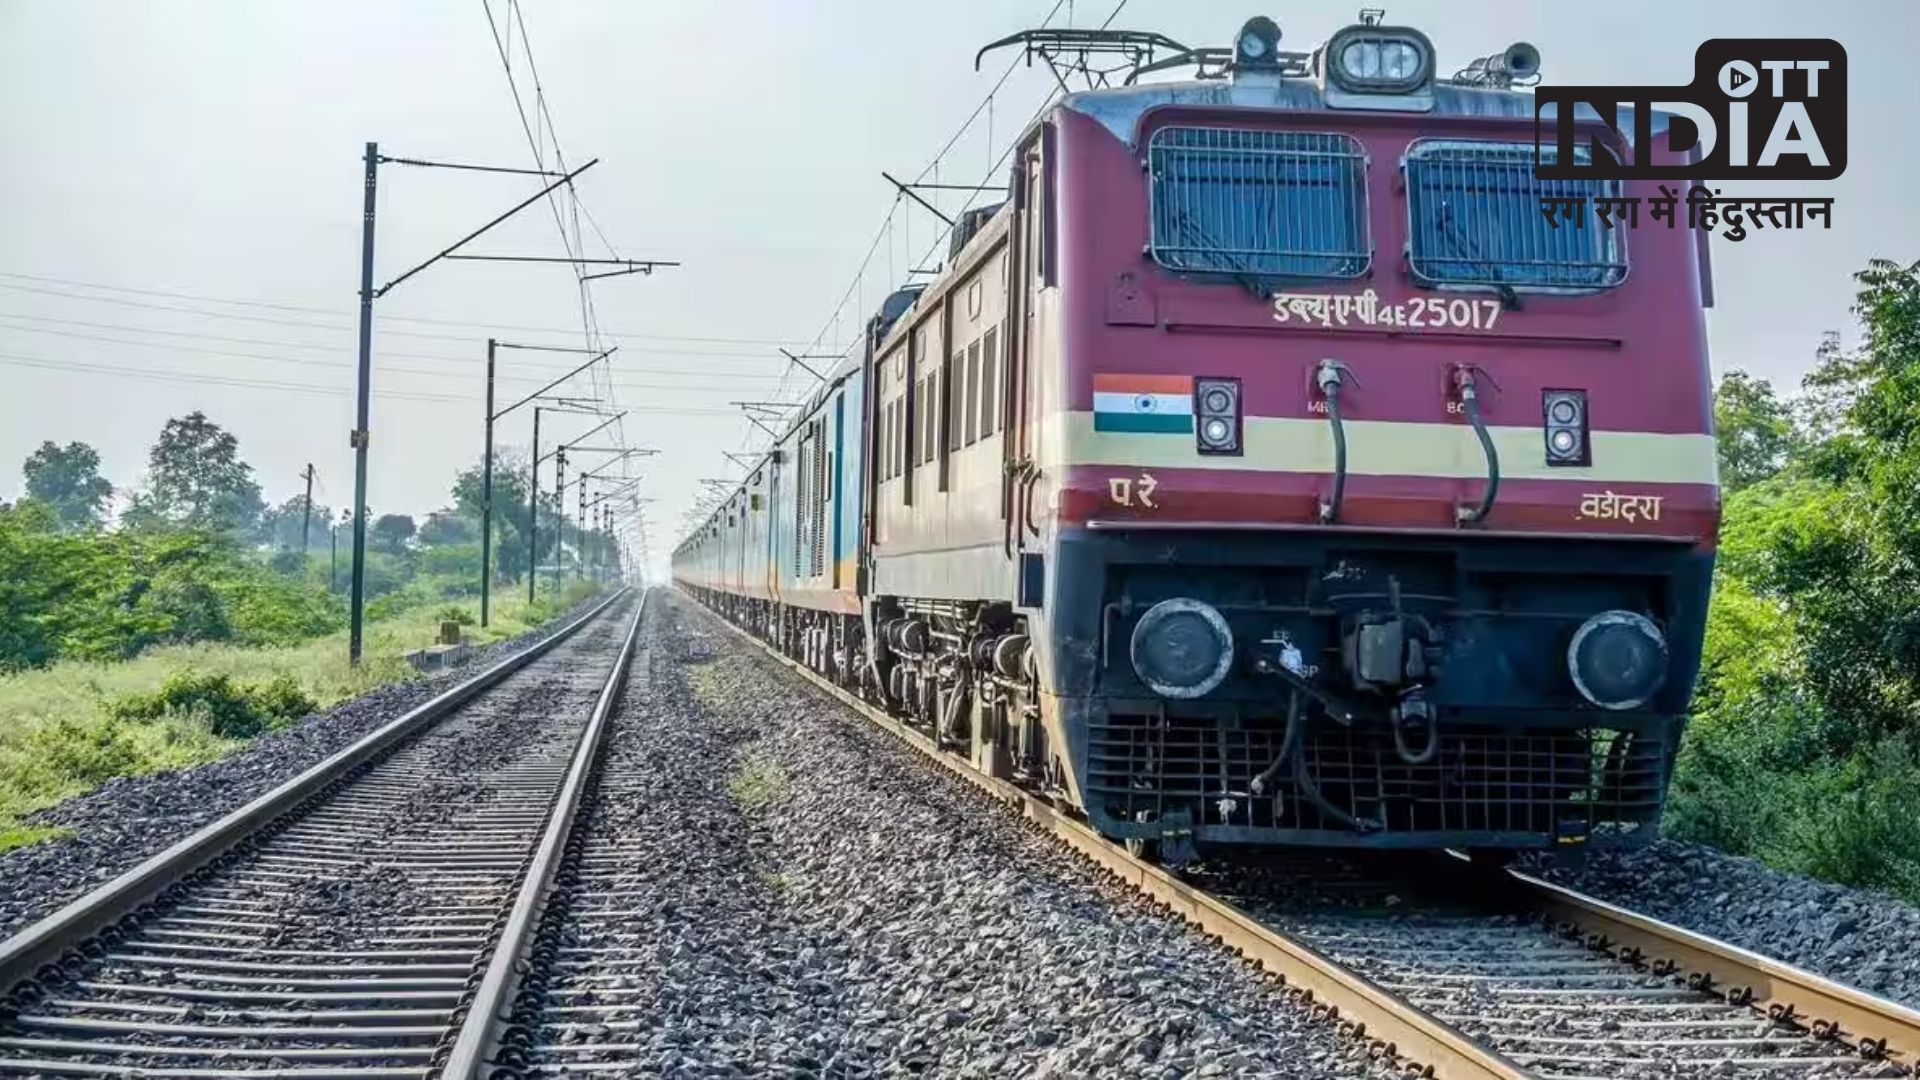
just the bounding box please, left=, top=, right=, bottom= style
left=684, top=589, right=1920, bottom=1080
left=0, top=589, right=645, bottom=1079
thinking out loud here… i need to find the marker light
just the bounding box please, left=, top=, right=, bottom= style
left=1325, top=25, right=1434, bottom=93
left=1543, top=388, right=1590, bottom=466
left=1234, top=16, right=1282, bottom=69
left=1195, top=376, right=1242, bottom=456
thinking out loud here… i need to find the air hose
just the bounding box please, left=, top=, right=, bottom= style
left=1316, top=359, right=1352, bottom=524
left=1295, top=741, right=1383, bottom=833
left=1249, top=692, right=1303, bottom=797
left=1456, top=367, right=1501, bottom=524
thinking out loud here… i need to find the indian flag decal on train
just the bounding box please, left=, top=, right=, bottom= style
left=1093, top=373, right=1193, bottom=434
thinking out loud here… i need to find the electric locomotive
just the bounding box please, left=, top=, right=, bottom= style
left=675, top=14, right=1718, bottom=864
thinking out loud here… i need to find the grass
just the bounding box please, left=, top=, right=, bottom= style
left=0, top=581, right=602, bottom=852
left=686, top=663, right=729, bottom=712
left=727, top=753, right=790, bottom=813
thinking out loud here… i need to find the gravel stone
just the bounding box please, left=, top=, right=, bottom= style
left=0, top=591, right=609, bottom=938
left=511, top=593, right=1397, bottom=1078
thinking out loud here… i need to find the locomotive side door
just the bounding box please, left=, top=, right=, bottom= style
left=1005, top=125, right=1053, bottom=578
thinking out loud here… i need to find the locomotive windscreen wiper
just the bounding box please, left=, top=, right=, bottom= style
left=1432, top=205, right=1521, bottom=310
left=1169, top=207, right=1270, bottom=298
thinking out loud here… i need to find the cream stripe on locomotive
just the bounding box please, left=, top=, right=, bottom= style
left=1045, top=412, right=1718, bottom=486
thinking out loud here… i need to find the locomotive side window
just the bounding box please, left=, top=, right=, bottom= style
left=964, top=341, right=981, bottom=445
left=1404, top=140, right=1626, bottom=290
left=918, top=374, right=935, bottom=465
left=979, top=326, right=998, bottom=438
left=1146, top=127, right=1370, bottom=281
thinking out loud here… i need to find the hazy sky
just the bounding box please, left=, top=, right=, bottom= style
left=2, top=0, right=1913, bottom=575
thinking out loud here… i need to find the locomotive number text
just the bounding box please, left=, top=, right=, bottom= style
left=1273, top=289, right=1503, bottom=332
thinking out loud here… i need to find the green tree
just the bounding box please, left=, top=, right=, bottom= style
left=418, top=510, right=474, bottom=547
left=369, top=513, right=416, bottom=556
left=123, top=412, right=264, bottom=535
left=258, top=495, right=332, bottom=552
left=21, top=441, right=112, bottom=530
left=1712, top=370, right=1800, bottom=491
left=452, top=453, right=531, bottom=582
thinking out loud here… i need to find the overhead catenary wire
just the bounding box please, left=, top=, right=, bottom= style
left=0, top=282, right=797, bottom=361
left=0, top=349, right=746, bottom=414
left=0, top=272, right=799, bottom=346
left=0, top=317, right=792, bottom=384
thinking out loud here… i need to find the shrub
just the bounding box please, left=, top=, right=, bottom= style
left=23, top=714, right=144, bottom=786
left=109, top=669, right=315, bottom=739
left=435, top=606, right=476, bottom=627
left=247, top=674, right=318, bottom=726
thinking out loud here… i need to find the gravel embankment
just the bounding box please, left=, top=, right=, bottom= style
left=514, top=593, right=1395, bottom=1079
left=0, top=590, right=617, bottom=938
left=1540, top=841, right=1920, bottom=1008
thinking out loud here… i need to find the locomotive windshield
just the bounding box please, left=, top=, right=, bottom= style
left=1405, top=140, right=1627, bottom=290
left=1145, top=126, right=1628, bottom=293
left=1146, top=126, right=1370, bottom=281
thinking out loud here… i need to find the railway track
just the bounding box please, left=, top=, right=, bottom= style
left=685, top=590, right=1920, bottom=1080
left=0, top=588, right=645, bottom=1079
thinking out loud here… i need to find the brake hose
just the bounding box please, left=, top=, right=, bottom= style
left=1316, top=359, right=1351, bottom=524
left=1457, top=367, right=1501, bottom=524
left=1295, top=740, right=1382, bottom=833
left=1249, top=692, right=1303, bottom=797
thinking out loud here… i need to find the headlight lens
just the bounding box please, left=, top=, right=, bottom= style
left=1326, top=27, right=1433, bottom=93
left=1340, top=39, right=1421, bottom=81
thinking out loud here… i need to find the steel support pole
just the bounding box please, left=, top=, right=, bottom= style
left=348, top=142, right=378, bottom=664
left=481, top=338, right=496, bottom=628
left=528, top=406, right=541, bottom=605
left=300, top=464, right=315, bottom=559
left=553, top=449, right=566, bottom=595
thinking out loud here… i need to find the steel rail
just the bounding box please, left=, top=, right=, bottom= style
left=0, top=588, right=630, bottom=1000
left=440, top=589, right=648, bottom=1078
left=1509, top=870, right=1920, bottom=1074
left=683, top=591, right=1529, bottom=1080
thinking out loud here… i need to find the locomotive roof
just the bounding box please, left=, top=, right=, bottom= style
left=1058, top=75, right=1676, bottom=148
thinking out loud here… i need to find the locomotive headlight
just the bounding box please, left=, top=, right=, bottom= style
left=1326, top=26, right=1434, bottom=93
left=1130, top=598, right=1236, bottom=700
left=1543, top=389, right=1590, bottom=466
left=1568, top=611, right=1668, bottom=711
left=1341, top=39, right=1420, bottom=81
left=1195, top=376, right=1242, bottom=456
